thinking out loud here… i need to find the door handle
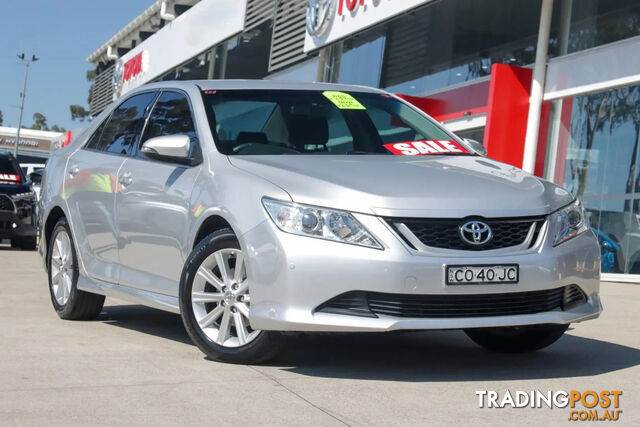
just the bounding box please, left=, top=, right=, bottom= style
left=119, top=173, right=133, bottom=187
left=69, top=166, right=79, bottom=178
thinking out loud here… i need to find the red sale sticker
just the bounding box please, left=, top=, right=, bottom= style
left=383, top=140, right=470, bottom=156
left=0, top=174, right=20, bottom=182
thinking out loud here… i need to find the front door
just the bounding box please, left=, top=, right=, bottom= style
left=115, top=91, right=201, bottom=297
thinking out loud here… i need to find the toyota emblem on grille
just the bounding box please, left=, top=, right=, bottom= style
left=459, top=221, right=493, bottom=246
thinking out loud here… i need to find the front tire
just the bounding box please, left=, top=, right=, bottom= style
left=47, top=218, right=104, bottom=320
left=464, top=324, right=569, bottom=353
left=179, top=229, right=280, bottom=364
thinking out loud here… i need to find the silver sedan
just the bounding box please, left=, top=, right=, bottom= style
left=38, top=80, right=601, bottom=363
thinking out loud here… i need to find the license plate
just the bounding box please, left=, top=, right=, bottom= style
left=446, top=264, right=519, bottom=285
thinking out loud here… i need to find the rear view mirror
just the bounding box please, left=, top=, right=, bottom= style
left=141, top=134, right=193, bottom=164
left=29, top=171, right=42, bottom=184
left=464, top=138, right=487, bottom=156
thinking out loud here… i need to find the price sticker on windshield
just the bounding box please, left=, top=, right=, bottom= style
left=383, top=140, right=469, bottom=156
left=0, top=174, right=20, bottom=182
left=323, top=91, right=367, bottom=110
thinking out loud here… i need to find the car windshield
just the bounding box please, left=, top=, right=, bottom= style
left=0, top=157, right=22, bottom=184
left=201, top=89, right=472, bottom=156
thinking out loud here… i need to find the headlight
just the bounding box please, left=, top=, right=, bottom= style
left=262, top=198, right=383, bottom=249
left=551, top=200, right=589, bottom=246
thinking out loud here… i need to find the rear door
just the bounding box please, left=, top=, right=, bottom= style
left=115, top=90, right=202, bottom=296
left=65, top=91, right=157, bottom=282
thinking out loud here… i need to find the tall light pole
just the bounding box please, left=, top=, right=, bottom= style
left=14, top=53, right=39, bottom=156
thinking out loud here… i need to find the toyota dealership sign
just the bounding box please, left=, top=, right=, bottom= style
left=304, top=0, right=432, bottom=52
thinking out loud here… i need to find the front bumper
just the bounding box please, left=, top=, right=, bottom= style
left=242, top=214, right=602, bottom=332
left=0, top=210, right=37, bottom=239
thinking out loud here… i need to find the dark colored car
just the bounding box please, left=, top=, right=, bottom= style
left=0, top=152, right=37, bottom=250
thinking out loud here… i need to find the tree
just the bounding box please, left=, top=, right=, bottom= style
left=50, top=125, right=66, bottom=132
left=30, top=112, right=48, bottom=130
left=70, top=104, right=90, bottom=122
left=0, top=109, right=3, bottom=126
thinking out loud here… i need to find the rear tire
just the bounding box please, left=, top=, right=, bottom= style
left=179, top=228, right=281, bottom=364
left=464, top=324, right=569, bottom=353
left=47, top=218, right=105, bottom=320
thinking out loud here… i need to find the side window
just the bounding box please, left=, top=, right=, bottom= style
left=94, top=92, right=157, bottom=155
left=140, top=91, right=196, bottom=148
left=84, top=118, right=108, bottom=150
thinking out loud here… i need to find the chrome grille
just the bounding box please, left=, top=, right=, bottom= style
left=388, top=216, right=546, bottom=251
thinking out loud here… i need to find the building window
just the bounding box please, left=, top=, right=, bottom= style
left=337, top=30, right=386, bottom=87
left=266, top=55, right=319, bottom=81
left=175, top=52, right=211, bottom=80
left=550, top=0, right=640, bottom=57
left=224, top=21, right=273, bottom=79
left=548, top=84, right=640, bottom=274
left=380, top=0, right=544, bottom=95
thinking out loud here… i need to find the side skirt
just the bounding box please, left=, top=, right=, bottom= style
left=77, top=275, right=180, bottom=314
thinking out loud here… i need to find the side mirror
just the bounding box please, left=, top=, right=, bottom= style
left=464, top=138, right=487, bottom=156
left=141, top=134, right=193, bottom=164
left=29, top=171, right=42, bottom=184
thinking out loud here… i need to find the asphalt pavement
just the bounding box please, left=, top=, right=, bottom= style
left=1, top=245, right=638, bottom=426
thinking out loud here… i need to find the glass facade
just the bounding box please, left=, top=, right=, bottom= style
left=549, top=0, right=640, bottom=57
left=338, top=30, right=386, bottom=88
left=381, top=0, right=544, bottom=95
left=550, top=84, right=640, bottom=274
left=155, top=21, right=274, bottom=83
left=326, top=0, right=640, bottom=97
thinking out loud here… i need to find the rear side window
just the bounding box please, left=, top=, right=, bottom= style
left=85, top=119, right=108, bottom=150
left=93, top=92, right=157, bottom=155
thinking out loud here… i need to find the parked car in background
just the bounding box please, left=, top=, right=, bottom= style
left=28, top=168, right=44, bottom=202
left=38, top=81, right=601, bottom=363
left=20, top=163, right=46, bottom=177
left=0, top=152, right=37, bottom=250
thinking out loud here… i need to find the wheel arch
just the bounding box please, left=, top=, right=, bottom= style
left=44, top=206, right=67, bottom=252
left=192, top=214, right=236, bottom=249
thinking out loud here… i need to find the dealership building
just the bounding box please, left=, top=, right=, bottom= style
left=0, top=126, right=66, bottom=163
left=87, top=0, right=640, bottom=281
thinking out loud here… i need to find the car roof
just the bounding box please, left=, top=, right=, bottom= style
left=130, top=79, right=386, bottom=95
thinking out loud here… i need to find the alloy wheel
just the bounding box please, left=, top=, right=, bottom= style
left=191, top=248, right=259, bottom=347
left=50, top=230, right=74, bottom=306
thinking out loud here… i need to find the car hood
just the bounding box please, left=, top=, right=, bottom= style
left=228, top=155, right=573, bottom=218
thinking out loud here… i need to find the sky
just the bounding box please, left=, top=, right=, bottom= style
left=0, top=0, right=153, bottom=132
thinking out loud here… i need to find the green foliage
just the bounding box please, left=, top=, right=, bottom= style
left=28, top=112, right=65, bottom=132
left=0, top=109, right=3, bottom=126
left=30, top=112, right=47, bottom=130
left=50, top=125, right=66, bottom=132
left=70, top=104, right=90, bottom=122
left=86, top=69, right=97, bottom=82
